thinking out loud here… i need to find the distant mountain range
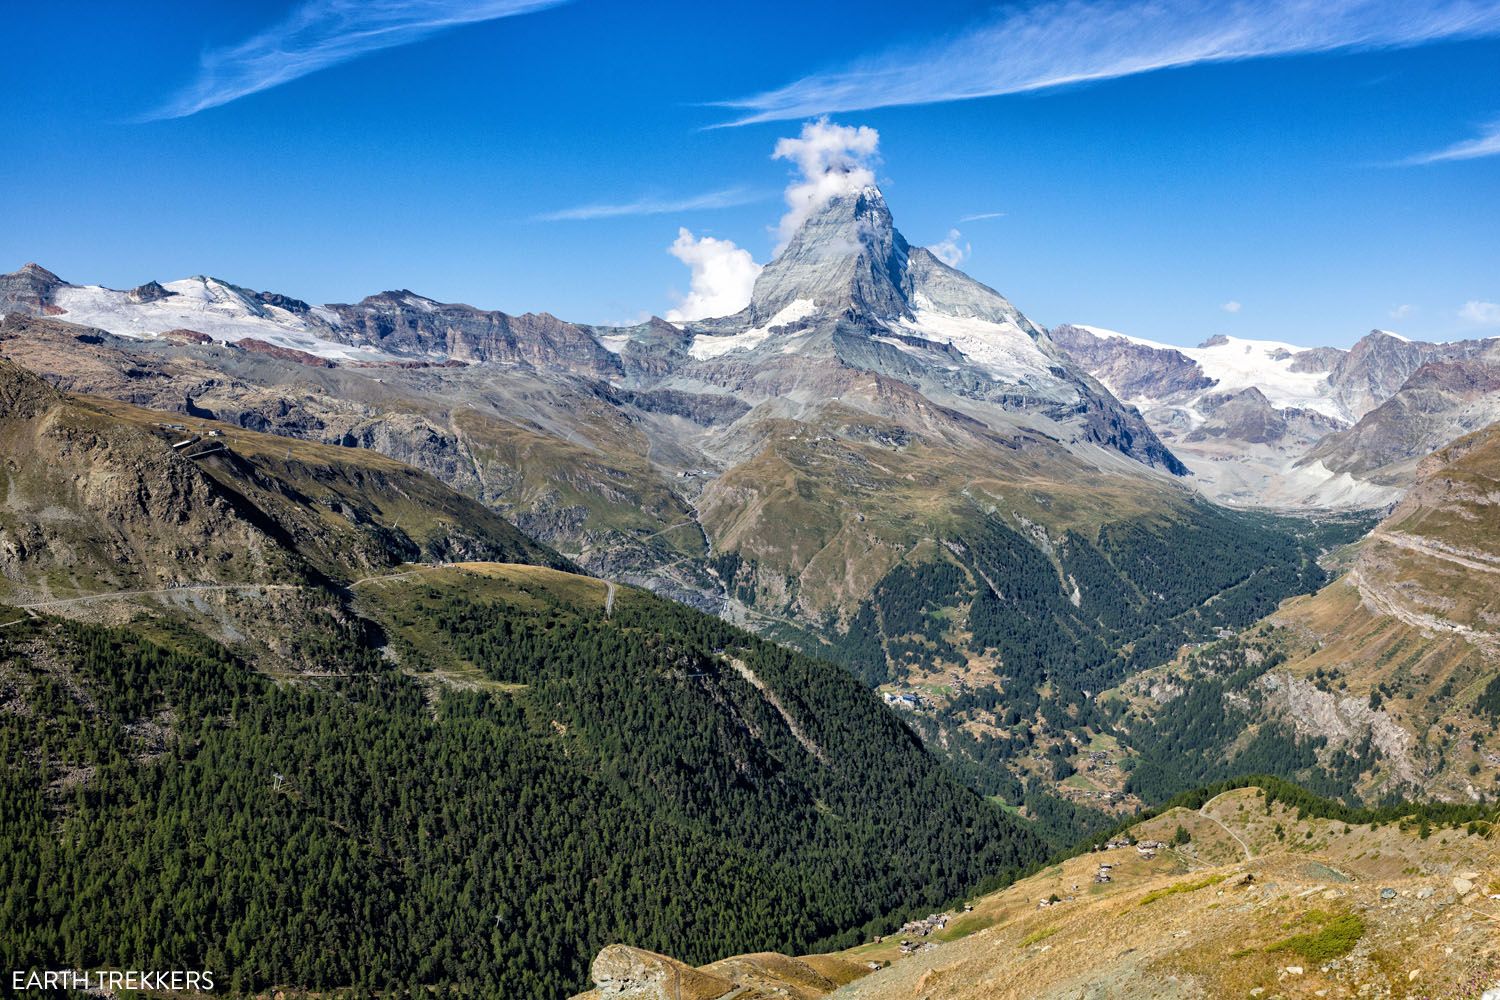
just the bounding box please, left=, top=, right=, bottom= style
left=1052, top=325, right=1500, bottom=509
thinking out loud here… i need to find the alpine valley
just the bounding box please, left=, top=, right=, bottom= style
left=2, top=178, right=1498, bottom=997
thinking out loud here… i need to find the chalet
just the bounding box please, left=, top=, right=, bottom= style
left=881, top=691, right=923, bottom=711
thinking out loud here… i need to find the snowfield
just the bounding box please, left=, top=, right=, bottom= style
left=51, top=278, right=390, bottom=361
left=896, top=308, right=1057, bottom=387
left=1077, top=326, right=1350, bottom=421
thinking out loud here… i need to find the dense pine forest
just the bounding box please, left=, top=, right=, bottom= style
left=0, top=570, right=1046, bottom=997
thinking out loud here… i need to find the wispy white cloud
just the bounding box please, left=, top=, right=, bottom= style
left=772, top=118, right=880, bottom=250
left=1401, top=119, right=1500, bottom=164
left=717, top=0, right=1500, bottom=125
left=1460, top=299, right=1500, bottom=325
left=929, top=229, right=971, bottom=268
left=1390, top=303, right=1416, bottom=319
left=538, top=187, right=764, bottom=222
left=665, top=228, right=762, bottom=322
left=147, top=0, right=566, bottom=120
left=1221, top=300, right=1243, bottom=313
left=959, top=211, right=1007, bottom=223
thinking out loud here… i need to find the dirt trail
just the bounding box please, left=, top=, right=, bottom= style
left=1348, top=567, right=1497, bottom=648
left=1197, top=796, right=1254, bottom=861
left=19, top=582, right=304, bottom=609
left=1372, top=529, right=1500, bottom=574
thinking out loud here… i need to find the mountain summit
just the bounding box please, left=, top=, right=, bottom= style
left=747, top=185, right=910, bottom=323
left=747, top=186, right=1035, bottom=333
left=666, top=185, right=1186, bottom=475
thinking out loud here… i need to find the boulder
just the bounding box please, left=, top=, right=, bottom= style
left=587, top=945, right=736, bottom=1000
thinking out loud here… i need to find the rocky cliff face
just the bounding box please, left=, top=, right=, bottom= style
left=1051, top=324, right=1215, bottom=401
left=1187, top=387, right=1344, bottom=447
left=1324, top=330, right=1480, bottom=418
left=329, top=290, right=622, bottom=376
left=0, top=262, right=66, bottom=316
left=1305, top=348, right=1500, bottom=482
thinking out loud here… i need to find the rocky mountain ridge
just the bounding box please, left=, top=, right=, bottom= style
left=1051, top=324, right=1500, bottom=509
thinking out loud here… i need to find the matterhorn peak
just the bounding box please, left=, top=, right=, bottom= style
left=747, top=185, right=908, bottom=325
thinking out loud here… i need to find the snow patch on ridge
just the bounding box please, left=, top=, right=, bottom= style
left=688, top=298, right=816, bottom=360
left=896, top=308, right=1053, bottom=384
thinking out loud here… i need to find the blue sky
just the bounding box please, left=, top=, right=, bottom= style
left=2, top=0, right=1497, bottom=346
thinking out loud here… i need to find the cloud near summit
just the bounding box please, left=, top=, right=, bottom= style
left=772, top=119, right=881, bottom=251
left=664, top=119, right=883, bottom=320
left=664, top=229, right=762, bottom=323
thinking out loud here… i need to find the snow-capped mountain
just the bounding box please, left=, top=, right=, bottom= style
left=627, top=186, right=1185, bottom=474
left=1051, top=324, right=1500, bottom=509
left=47, top=275, right=378, bottom=360
left=684, top=186, right=1079, bottom=395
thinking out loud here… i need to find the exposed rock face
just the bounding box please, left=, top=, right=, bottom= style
left=1305, top=349, right=1500, bottom=480
left=1051, top=324, right=1214, bottom=401
left=585, top=945, right=736, bottom=1000
left=1187, top=388, right=1343, bottom=447
left=161, top=328, right=213, bottom=344
left=329, top=290, right=622, bottom=376
left=1326, top=331, right=1458, bottom=418
left=745, top=186, right=908, bottom=324
left=0, top=262, right=66, bottom=315
left=234, top=337, right=336, bottom=367
left=126, top=280, right=175, bottom=304
left=1287, top=345, right=1347, bottom=373
left=1257, top=671, right=1418, bottom=785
